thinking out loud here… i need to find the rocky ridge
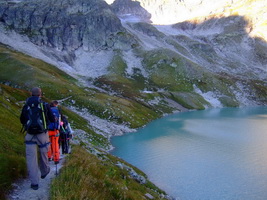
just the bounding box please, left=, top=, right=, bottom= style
left=0, top=0, right=266, bottom=109
left=0, top=0, right=136, bottom=52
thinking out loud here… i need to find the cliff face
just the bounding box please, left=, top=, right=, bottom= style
left=0, top=0, right=136, bottom=51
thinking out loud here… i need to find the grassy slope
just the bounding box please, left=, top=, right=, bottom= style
left=50, top=145, right=167, bottom=200
left=95, top=47, right=246, bottom=110
left=0, top=44, right=164, bottom=199
left=0, top=85, right=28, bottom=198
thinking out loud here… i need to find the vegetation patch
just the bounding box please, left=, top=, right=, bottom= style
left=50, top=145, right=168, bottom=200
left=0, top=85, right=27, bottom=199
left=170, top=92, right=208, bottom=109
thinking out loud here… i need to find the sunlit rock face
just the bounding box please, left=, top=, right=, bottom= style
left=132, top=0, right=267, bottom=42
left=104, top=0, right=267, bottom=106
left=131, top=0, right=234, bottom=24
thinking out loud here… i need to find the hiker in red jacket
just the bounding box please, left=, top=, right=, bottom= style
left=47, top=100, right=61, bottom=164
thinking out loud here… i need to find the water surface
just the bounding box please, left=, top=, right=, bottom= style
left=111, top=107, right=267, bottom=200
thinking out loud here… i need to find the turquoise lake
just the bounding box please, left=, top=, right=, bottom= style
left=111, top=107, right=267, bottom=200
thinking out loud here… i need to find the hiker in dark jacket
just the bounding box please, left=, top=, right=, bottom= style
left=20, top=87, right=55, bottom=190
left=59, top=114, right=71, bottom=154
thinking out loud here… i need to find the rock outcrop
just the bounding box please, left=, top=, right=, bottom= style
left=0, top=0, right=266, bottom=108
left=0, top=0, right=137, bottom=51
left=111, top=0, right=151, bottom=23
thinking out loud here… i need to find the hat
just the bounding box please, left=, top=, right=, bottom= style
left=31, top=87, right=42, bottom=96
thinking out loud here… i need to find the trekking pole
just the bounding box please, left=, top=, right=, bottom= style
left=20, top=125, right=26, bottom=134
left=55, top=163, right=58, bottom=176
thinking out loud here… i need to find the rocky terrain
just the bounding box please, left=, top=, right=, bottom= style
left=0, top=0, right=136, bottom=51
left=0, top=0, right=266, bottom=112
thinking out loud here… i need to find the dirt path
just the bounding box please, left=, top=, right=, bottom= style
left=7, top=155, right=65, bottom=200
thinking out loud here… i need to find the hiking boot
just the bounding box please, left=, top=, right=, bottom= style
left=41, top=166, right=50, bottom=179
left=31, top=184, right=39, bottom=190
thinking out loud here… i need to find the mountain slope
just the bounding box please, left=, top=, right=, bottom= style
left=0, top=85, right=27, bottom=198
left=0, top=43, right=167, bottom=198
left=0, top=0, right=266, bottom=109
left=0, top=0, right=134, bottom=51
left=0, top=0, right=267, bottom=198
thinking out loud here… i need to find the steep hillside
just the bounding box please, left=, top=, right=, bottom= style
left=0, top=0, right=266, bottom=110
left=50, top=145, right=170, bottom=200
left=0, top=0, right=267, bottom=198
left=0, top=43, right=169, bottom=198
left=113, top=0, right=267, bottom=106
left=0, top=85, right=28, bottom=198
left=0, top=0, right=134, bottom=51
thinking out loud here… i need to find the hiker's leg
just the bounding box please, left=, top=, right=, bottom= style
left=47, top=144, right=52, bottom=160
left=50, top=135, right=56, bottom=161
left=53, top=135, right=60, bottom=163
left=47, top=131, right=53, bottom=160
left=62, top=134, right=67, bottom=154
left=25, top=141, right=39, bottom=185
left=37, top=132, right=50, bottom=176
left=49, top=130, right=57, bottom=161
left=65, top=135, right=69, bottom=154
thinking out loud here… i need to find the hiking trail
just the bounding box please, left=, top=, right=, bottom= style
left=7, top=155, right=66, bottom=200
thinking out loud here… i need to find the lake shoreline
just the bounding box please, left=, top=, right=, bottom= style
left=110, top=106, right=267, bottom=199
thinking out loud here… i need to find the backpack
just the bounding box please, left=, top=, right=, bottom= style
left=48, top=107, right=61, bottom=130
left=60, top=115, right=69, bottom=134
left=25, top=99, right=47, bottom=134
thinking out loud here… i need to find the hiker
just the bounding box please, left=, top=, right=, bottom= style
left=59, top=115, right=72, bottom=154
left=47, top=100, right=61, bottom=164
left=20, top=87, right=55, bottom=190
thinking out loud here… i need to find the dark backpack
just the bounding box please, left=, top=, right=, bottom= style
left=25, top=99, right=47, bottom=134
left=48, top=107, right=60, bottom=130
left=60, top=115, right=69, bottom=134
